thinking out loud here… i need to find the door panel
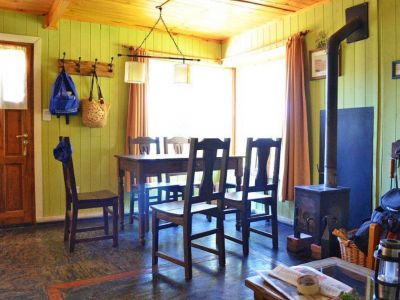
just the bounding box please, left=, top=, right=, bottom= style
left=5, top=110, right=23, bottom=155
left=0, top=41, right=34, bottom=225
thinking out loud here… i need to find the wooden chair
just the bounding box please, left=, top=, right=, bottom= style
left=128, top=136, right=180, bottom=227
left=57, top=137, right=118, bottom=253
left=224, top=138, right=282, bottom=256
left=151, top=138, right=230, bottom=280
left=163, top=137, right=191, bottom=200
left=366, top=223, right=383, bottom=269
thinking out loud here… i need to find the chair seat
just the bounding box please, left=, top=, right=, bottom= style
left=225, top=191, right=271, bottom=202
left=78, top=190, right=118, bottom=201
left=151, top=201, right=217, bottom=216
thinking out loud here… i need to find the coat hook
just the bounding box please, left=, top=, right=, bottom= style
left=61, top=52, right=66, bottom=69
left=76, top=56, right=81, bottom=73
left=93, top=58, right=98, bottom=73
left=108, top=57, right=114, bottom=72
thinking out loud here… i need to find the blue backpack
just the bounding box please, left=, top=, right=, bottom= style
left=49, top=69, right=80, bottom=120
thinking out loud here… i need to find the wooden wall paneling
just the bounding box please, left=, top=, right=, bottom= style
left=117, top=27, right=128, bottom=165
left=47, top=28, right=62, bottom=216
left=367, top=0, right=379, bottom=205
left=343, top=0, right=355, bottom=108
left=70, top=20, right=82, bottom=196
left=307, top=7, right=319, bottom=184
left=380, top=0, right=396, bottom=195
left=37, top=18, right=50, bottom=216
left=80, top=22, right=91, bottom=194
left=100, top=24, right=111, bottom=190
left=314, top=4, right=325, bottom=111
left=108, top=25, right=119, bottom=192
left=90, top=23, right=102, bottom=193
left=59, top=19, right=71, bottom=140
left=26, top=14, right=38, bottom=37
left=396, top=1, right=400, bottom=164
left=354, top=0, right=366, bottom=108
left=333, top=0, right=344, bottom=109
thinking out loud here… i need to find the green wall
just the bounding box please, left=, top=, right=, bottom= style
left=379, top=0, right=400, bottom=196
left=222, top=0, right=379, bottom=221
left=0, top=10, right=222, bottom=218
left=2, top=0, right=399, bottom=222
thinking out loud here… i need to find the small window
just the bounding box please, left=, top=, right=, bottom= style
left=0, top=43, right=28, bottom=109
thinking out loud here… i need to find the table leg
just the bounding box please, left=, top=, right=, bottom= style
left=118, top=169, right=125, bottom=231
left=137, top=172, right=146, bottom=246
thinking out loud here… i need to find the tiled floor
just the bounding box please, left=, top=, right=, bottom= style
left=0, top=214, right=310, bottom=299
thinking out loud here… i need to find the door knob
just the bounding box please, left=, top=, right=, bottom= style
left=16, top=133, right=28, bottom=139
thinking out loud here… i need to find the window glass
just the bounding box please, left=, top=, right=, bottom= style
left=235, top=48, right=286, bottom=155
left=0, top=44, right=27, bottom=109
left=147, top=59, right=233, bottom=139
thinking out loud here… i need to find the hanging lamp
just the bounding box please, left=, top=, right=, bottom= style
left=118, top=3, right=200, bottom=84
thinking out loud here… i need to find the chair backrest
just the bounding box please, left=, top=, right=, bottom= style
left=163, top=137, right=190, bottom=155
left=58, top=136, right=79, bottom=207
left=127, top=136, right=160, bottom=155
left=242, top=138, right=282, bottom=202
left=183, top=138, right=230, bottom=215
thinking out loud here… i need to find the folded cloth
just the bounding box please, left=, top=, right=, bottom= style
left=53, top=139, right=72, bottom=164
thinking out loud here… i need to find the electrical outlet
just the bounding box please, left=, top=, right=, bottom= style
left=42, top=109, right=51, bottom=121
left=76, top=186, right=80, bottom=193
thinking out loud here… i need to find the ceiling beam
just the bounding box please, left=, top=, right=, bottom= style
left=44, top=0, right=73, bottom=29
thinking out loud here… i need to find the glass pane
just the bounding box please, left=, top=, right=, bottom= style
left=235, top=48, right=286, bottom=155
left=147, top=59, right=233, bottom=139
left=0, top=44, right=27, bottom=110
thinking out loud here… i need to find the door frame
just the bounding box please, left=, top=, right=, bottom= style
left=0, top=33, right=42, bottom=222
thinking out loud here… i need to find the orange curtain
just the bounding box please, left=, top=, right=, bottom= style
left=281, top=32, right=311, bottom=201
left=125, top=48, right=148, bottom=190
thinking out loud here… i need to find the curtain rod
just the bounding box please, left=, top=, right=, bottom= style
left=222, top=30, right=310, bottom=61
left=121, top=44, right=221, bottom=63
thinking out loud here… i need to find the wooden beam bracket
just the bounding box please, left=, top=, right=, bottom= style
left=44, top=0, right=73, bottom=29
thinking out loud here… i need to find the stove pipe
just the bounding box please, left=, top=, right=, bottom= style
left=324, top=17, right=364, bottom=187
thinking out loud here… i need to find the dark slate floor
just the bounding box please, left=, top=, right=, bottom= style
left=0, top=214, right=310, bottom=299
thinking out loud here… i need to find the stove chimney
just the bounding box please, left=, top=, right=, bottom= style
left=324, top=3, right=369, bottom=187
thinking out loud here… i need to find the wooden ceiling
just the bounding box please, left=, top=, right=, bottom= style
left=0, top=0, right=327, bottom=40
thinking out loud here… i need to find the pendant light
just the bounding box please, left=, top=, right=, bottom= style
left=118, top=3, right=200, bottom=84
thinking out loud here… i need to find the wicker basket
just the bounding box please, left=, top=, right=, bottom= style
left=336, top=229, right=367, bottom=267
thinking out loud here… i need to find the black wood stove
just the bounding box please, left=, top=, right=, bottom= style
left=290, top=3, right=369, bottom=258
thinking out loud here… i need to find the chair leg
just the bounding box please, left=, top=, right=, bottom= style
left=235, top=210, right=241, bottom=231
left=271, top=202, right=278, bottom=249
left=64, top=210, right=70, bottom=242
left=129, top=192, right=135, bottom=224
left=103, top=207, right=109, bottom=235
left=216, top=210, right=226, bottom=267
left=145, top=190, right=150, bottom=232
left=112, top=202, right=119, bottom=247
left=69, top=208, right=78, bottom=253
left=242, top=207, right=250, bottom=256
left=183, top=223, right=193, bottom=280
left=152, top=211, right=159, bottom=267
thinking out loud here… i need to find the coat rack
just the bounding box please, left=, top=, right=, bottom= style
left=58, top=53, right=114, bottom=78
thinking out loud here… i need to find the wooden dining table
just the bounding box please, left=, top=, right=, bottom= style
left=115, top=154, right=244, bottom=245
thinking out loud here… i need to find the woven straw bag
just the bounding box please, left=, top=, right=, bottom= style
left=81, top=72, right=110, bottom=128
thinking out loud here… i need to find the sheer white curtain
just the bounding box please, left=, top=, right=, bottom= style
left=235, top=49, right=286, bottom=155
left=147, top=59, right=233, bottom=139
left=0, top=44, right=27, bottom=109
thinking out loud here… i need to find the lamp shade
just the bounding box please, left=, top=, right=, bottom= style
left=174, top=63, right=189, bottom=84
left=124, top=61, right=146, bottom=83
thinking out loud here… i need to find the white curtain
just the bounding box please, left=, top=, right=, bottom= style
left=0, top=44, right=27, bottom=109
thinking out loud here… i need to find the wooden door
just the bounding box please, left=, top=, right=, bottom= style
left=0, top=41, right=35, bottom=225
